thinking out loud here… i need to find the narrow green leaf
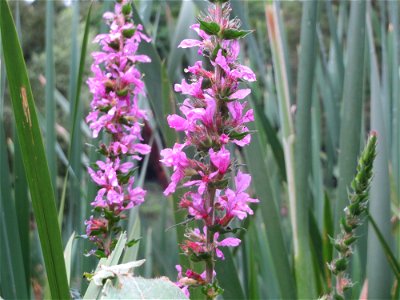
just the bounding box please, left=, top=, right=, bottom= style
left=335, top=0, right=366, bottom=233
left=253, top=105, right=286, bottom=181
left=168, top=1, right=196, bottom=81
left=122, top=209, right=141, bottom=264
left=243, top=121, right=296, bottom=298
left=64, top=232, right=76, bottom=285
left=0, top=119, right=28, bottom=299
left=0, top=1, right=70, bottom=298
left=292, top=2, right=319, bottom=297
left=144, top=228, right=153, bottom=278
left=215, top=249, right=245, bottom=299
left=366, top=9, right=394, bottom=297
left=367, top=214, right=400, bottom=280
left=45, top=0, right=57, bottom=194
left=322, top=192, right=334, bottom=283
left=59, top=2, right=93, bottom=227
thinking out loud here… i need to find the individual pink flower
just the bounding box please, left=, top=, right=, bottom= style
left=210, top=147, right=230, bottom=174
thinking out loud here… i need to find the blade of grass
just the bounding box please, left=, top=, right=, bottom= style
left=266, top=1, right=318, bottom=297
left=0, top=115, right=28, bottom=300
left=334, top=0, right=366, bottom=233
left=366, top=9, right=394, bottom=297
left=253, top=103, right=286, bottom=181
left=45, top=0, right=57, bottom=195
left=59, top=2, right=93, bottom=227
left=0, top=1, right=70, bottom=298
left=67, top=0, right=82, bottom=246
left=293, top=2, right=319, bottom=297
left=247, top=226, right=260, bottom=300
left=322, top=193, right=333, bottom=287
left=367, top=213, right=400, bottom=280
left=9, top=4, right=31, bottom=294
left=244, top=118, right=296, bottom=298
left=144, top=228, right=153, bottom=278
left=388, top=0, right=400, bottom=209
left=64, top=232, right=76, bottom=285
left=311, top=81, right=324, bottom=227
left=167, top=1, right=196, bottom=81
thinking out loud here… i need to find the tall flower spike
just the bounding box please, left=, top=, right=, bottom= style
left=160, top=1, right=258, bottom=298
left=84, top=0, right=151, bottom=258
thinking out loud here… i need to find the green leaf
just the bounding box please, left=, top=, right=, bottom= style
left=199, top=19, right=221, bottom=35
left=0, top=1, right=70, bottom=299
left=367, top=214, right=400, bottom=280
left=292, top=1, right=319, bottom=297
left=221, top=29, right=252, bottom=40
left=101, top=277, right=188, bottom=299
left=131, top=4, right=176, bottom=145
left=59, top=1, right=93, bottom=227
left=215, top=249, right=246, bottom=299
left=228, top=130, right=249, bottom=141
left=366, top=9, right=396, bottom=297
left=335, top=0, right=366, bottom=233
left=0, top=119, right=29, bottom=300
left=84, top=233, right=128, bottom=299
left=64, top=232, right=76, bottom=285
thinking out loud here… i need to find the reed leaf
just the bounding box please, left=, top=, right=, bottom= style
left=366, top=8, right=393, bottom=297
left=0, top=115, right=28, bottom=300
left=292, top=1, right=319, bottom=297
left=0, top=1, right=70, bottom=298
left=335, top=0, right=366, bottom=233
left=45, top=0, right=57, bottom=194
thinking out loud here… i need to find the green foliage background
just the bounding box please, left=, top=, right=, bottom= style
left=0, top=0, right=399, bottom=299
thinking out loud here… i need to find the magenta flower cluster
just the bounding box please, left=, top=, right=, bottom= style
left=160, top=2, right=258, bottom=297
left=84, top=0, right=151, bottom=257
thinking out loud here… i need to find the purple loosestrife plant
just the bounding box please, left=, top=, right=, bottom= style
left=84, top=0, right=151, bottom=258
left=160, top=1, right=258, bottom=298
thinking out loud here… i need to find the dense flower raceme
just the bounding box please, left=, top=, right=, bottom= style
left=160, top=1, right=258, bottom=297
left=84, top=0, right=151, bottom=258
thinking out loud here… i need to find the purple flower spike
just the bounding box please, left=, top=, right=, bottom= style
left=160, top=1, right=258, bottom=297
left=84, top=0, right=151, bottom=258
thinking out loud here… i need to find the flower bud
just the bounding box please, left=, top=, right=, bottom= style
left=122, top=3, right=132, bottom=15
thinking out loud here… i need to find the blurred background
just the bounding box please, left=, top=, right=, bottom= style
left=1, top=1, right=399, bottom=299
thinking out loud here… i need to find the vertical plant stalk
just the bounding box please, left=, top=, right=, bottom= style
left=327, top=133, right=377, bottom=300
